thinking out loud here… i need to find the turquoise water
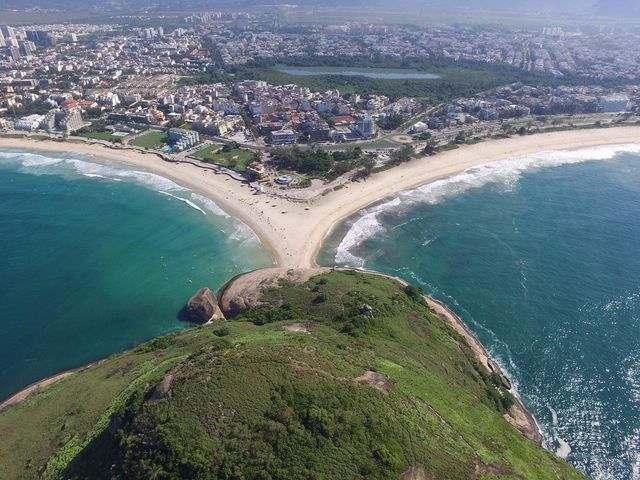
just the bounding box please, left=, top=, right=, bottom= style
left=320, top=145, right=640, bottom=479
left=277, top=67, right=440, bottom=80
left=0, top=149, right=273, bottom=400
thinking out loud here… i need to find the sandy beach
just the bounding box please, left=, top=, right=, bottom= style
left=2, top=127, right=640, bottom=269
left=3, top=128, right=638, bottom=443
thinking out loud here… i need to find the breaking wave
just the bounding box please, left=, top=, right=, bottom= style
left=334, top=144, right=640, bottom=266
left=191, top=193, right=230, bottom=218
left=1, top=148, right=264, bottom=248
left=159, top=191, right=207, bottom=215
left=65, top=158, right=185, bottom=191
left=335, top=197, right=401, bottom=267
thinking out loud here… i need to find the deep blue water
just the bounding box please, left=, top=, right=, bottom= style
left=320, top=146, right=640, bottom=479
left=0, top=149, right=273, bottom=400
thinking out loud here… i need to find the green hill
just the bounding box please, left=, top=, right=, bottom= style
left=0, top=270, right=583, bottom=480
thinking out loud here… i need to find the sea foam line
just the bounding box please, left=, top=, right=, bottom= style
left=2, top=148, right=266, bottom=251
left=1, top=150, right=186, bottom=192
left=65, top=158, right=186, bottom=192
left=189, top=192, right=261, bottom=244
left=191, top=193, right=230, bottom=218
left=159, top=191, right=207, bottom=215
left=334, top=144, right=640, bottom=267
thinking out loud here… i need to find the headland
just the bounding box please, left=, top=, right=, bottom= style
left=1, top=126, right=639, bottom=457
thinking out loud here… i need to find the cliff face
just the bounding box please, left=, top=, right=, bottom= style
left=0, top=270, right=585, bottom=480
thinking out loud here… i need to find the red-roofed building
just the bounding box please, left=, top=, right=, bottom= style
left=61, top=99, right=79, bottom=110
left=333, top=115, right=356, bottom=126
left=78, top=100, right=99, bottom=110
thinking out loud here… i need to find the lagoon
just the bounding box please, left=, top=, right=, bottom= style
left=276, top=66, right=440, bottom=80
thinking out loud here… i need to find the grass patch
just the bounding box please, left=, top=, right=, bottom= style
left=436, top=142, right=460, bottom=152
left=0, top=271, right=585, bottom=480
left=371, top=163, right=395, bottom=174
left=361, top=139, right=398, bottom=149
left=129, top=131, right=168, bottom=149
left=192, top=143, right=256, bottom=172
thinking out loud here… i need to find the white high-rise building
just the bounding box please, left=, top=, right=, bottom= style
left=22, top=41, right=36, bottom=56
left=1, top=26, right=16, bottom=41
left=598, top=94, right=630, bottom=113
left=356, top=115, right=376, bottom=138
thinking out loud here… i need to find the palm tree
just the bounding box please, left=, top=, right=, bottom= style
left=148, top=464, right=166, bottom=480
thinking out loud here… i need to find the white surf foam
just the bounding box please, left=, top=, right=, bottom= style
left=20, top=155, right=64, bottom=167
left=400, top=144, right=640, bottom=207
left=334, top=144, right=640, bottom=266
left=65, top=158, right=186, bottom=192
left=190, top=193, right=260, bottom=245
left=159, top=191, right=206, bottom=215
left=335, top=197, right=401, bottom=267
left=228, top=223, right=261, bottom=245
left=4, top=152, right=187, bottom=192
left=0, top=151, right=65, bottom=168
left=191, top=193, right=230, bottom=218
left=547, top=405, right=572, bottom=458
left=556, top=435, right=572, bottom=459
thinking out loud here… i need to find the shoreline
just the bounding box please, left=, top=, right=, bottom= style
left=2, top=127, right=640, bottom=446
left=0, top=360, right=104, bottom=412
left=2, top=127, right=640, bottom=269
left=343, top=267, right=545, bottom=445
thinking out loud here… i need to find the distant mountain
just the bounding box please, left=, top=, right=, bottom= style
left=1, top=0, right=637, bottom=21
left=591, top=0, right=640, bottom=17
left=395, top=0, right=595, bottom=14
left=0, top=0, right=596, bottom=14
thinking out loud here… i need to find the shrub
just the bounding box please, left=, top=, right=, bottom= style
left=373, top=445, right=400, bottom=467
left=313, top=294, right=327, bottom=304
left=403, top=284, right=423, bottom=299
left=214, top=326, right=230, bottom=337
left=241, top=304, right=302, bottom=325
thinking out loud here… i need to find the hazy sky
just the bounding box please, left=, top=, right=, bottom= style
left=1, top=0, right=638, bottom=20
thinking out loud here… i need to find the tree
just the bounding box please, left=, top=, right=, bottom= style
left=424, top=141, right=437, bottom=155
left=148, top=464, right=166, bottom=480
left=378, top=113, right=404, bottom=130
left=361, top=156, right=376, bottom=178
left=390, top=145, right=414, bottom=164
left=500, top=123, right=513, bottom=136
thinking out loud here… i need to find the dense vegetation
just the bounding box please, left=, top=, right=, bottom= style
left=0, top=270, right=584, bottom=480
left=221, top=54, right=617, bottom=102
left=269, top=146, right=370, bottom=179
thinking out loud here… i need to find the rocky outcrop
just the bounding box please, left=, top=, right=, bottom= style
left=184, top=288, right=221, bottom=324
left=218, top=267, right=330, bottom=317
left=148, top=373, right=175, bottom=403
left=354, top=371, right=395, bottom=394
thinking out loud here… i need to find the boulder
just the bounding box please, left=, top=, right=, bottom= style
left=185, top=287, right=218, bottom=324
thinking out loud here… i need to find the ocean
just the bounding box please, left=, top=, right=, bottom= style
left=319, top=145, right=640, bottom=479
left=0, top=148, right=273, bottom=401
